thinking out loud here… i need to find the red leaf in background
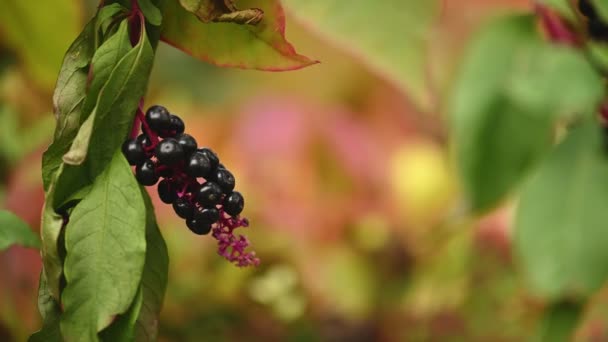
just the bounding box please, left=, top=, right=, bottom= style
left=160, top=0, right=318, bottom=71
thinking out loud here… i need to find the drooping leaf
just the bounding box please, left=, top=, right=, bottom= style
left=135, top=189, right=169, bottom=341
left=139, top=0, right=163, bottom=26
left=0, top=210, right=40, bottom=250
left=40, top=183, right=68, bottom=300
left=42, top=19, right=96, bottom=191
left=52, top=19, right=154, bottom=207
left=60, top=151, right=146, bottom=342
left=281, top=0, right=439, bottom=110
left=99, top=289, right=144, bottom=342
left=535, top=301, right=584, bottom=342
left=29, top=272, right=63, bottom=342
left=63, top=20, right=133, bottom=165
left=515, top=123, right=608, bottom=300
left=0, top=1, right=81, bottom=89
left=449, top=14, right=603, bottom=212
left=160, top=0, right=317, bottom=71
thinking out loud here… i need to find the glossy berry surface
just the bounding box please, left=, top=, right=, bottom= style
left=197, top=182, right=223, bottom=207
left=155, top=138, right=184, bottom=165
left=198, top=148, right=220, bottom=170
left=176, top=133, right=198, bottom=156
left=169, top=115, right=185, bottom=135
left=136, top=159, right=158, bottom=186
left=173, top=197, right=194, bottom=219
left=157, top=179, right=177, bottom=204
left=186, top=218, right=212, bottom=235
left=194, top=207, right=220, bottom=224
left=122, top=138, right=146, bottom=166
left=223, top=191, right=244, bottom=217
left=214, top=168, right=236, bottom=194
left=145, top=105, right=171, bottom=131
left=186, top=152, right=211, bottom=178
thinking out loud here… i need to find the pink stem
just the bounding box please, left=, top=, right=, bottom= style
left=535, top=4, right=580, bottom=46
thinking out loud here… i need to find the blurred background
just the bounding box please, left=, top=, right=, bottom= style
left=4, top=0, right=608, bottom=341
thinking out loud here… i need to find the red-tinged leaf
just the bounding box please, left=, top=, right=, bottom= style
left=160, top=0, right=318, bottom=71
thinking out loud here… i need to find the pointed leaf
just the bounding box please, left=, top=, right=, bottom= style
left=515, top=123, right=608, bottom=299
left=60, top=152, right=146, bottom=342
left=135, top=189, right=169, bottom=341
left=160, top=0, right=317, bottom=71
left=281, top=0, right=439, bottom=109
left=0, top=210, right=40, bottom=250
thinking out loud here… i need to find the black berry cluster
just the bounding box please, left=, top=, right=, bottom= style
left=122, top=105, right=245, bottom=236
left=579, top=0, right=608, bottom=41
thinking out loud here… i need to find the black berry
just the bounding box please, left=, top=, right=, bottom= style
left=136, top=159, right=158, bottom=186
left=198, top=148, right=220, bottom=170
left=197, top=182, right=223, bottom=207
left=194, top=207, right=220, bottom=223
left=186, top=218, right=212, bottom=235
left=214, top=168, right=236, bottom=194
left=157, top=179, right=178, bottom=204
left=186, top=151, right=212, bottom=178
left=122, top=138, right=145, bottom=166
left=223, top=191, right=244, bottom=217
left=145, top=105, right=171, bottom=131
left=176, top=133, right=198, bottom=156
left=173, top=197, right=194, bottom=219
left=137, top=134, right=152, bottom=149
left=170, top=115, right=185, bottom=135
left=155, top=138, right=184, bottom=166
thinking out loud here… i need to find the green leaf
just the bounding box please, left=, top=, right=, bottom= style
left=0, top=1, right=81, bottom=89
left=0, top=210, right=40, bottom=250
left=538, top=0, right=576, bottom=20
left=29, top=272, right=62, bottom=342
left=52, top=20, right=154, bottom=207
left=60, top=151, right=146, bottom=342
left=40, top=186, right=68, bottom=300
left=63, top=20, right=133, bottom=165
left=281, top=0, right=439, bottom=110
left=42, top=19, right=96, bottom=191
left=139, top=0, right=162, bottom=26
left=449, top=14, right=602, bottom=212
left=591, top=0, right=608, bottom=22
left=135, top=188, right=169, bottom=341
left=535, top=301, right=583, bottom=342
left=160, top=0, right=317, bottom=71
left=99, top=289, right=144, bottom=342
left=515, top=123, right=608, bottom=300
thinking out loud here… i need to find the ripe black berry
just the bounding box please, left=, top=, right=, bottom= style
left=170, top=115, right=185, bottom=135
left=173, top=197, right=194, bottom=219
left=157, top=179, right=178, bottom=204
left=136, top=159, right=158, bottom=186
left=146, top=105, right=171, bottom=131
left=122, top=138, right=146, bottom=166
left=223, top=191, right=244, bottom=217
left=194, top=207, right=220, bottom=223
left=197, top=182, right=223, bottom=207
left=198, top=148, right=220, bottom=170
left=186, top=218, right=212, bottom=235
left=176, top=133, right=198, bottom=156
left=155, top=138, right=184, bottom=166
left=214, top=168, right=236, bottom=194
left=186, top=152, right=212, bottom=178
left=137, top=134, right=152, bottom=149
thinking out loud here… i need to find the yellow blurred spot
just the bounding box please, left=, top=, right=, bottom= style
left=248, top=264, right=298, bottom=304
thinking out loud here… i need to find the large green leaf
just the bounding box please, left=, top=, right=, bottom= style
left=63, top=19, right=133, bottom=165
left=52, top=19, right=155, bottom=207
left=160, top=0, right=317, bottom=71
left=449, top=14, right=603, bottom=213
left=60, top=152, right=147, bottom=342
left=281, top=0, right=439, bottom=110
left=42, top=19, right=96, bottom=191
left=515, top=123, right=608, bottom=300
left=99, top=289, right=144, bottom=342
left=0, top=210, right=40, bottom=250
left=29, top=272, right=63, bottom=342
left=0, top=1, right=81, bottom=89
left=135, top=189, right=169, bottom=341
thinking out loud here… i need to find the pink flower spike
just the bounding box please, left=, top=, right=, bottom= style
left=211, top=212, right=260, bottom=267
